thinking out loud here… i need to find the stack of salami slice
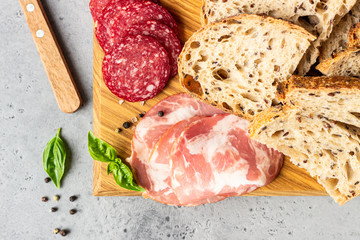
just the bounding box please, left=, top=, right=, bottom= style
left=129, top=93, right=284, bottom=206
left=90, top=0, right=181, bottom=102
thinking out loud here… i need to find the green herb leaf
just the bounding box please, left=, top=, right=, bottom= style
left=107, top=159, right=145, bottom=192
left=88, top=131, right=117, bottom=162
left=43, top=128, right=66, bottom=189
left=88, top=131, right=144, bottom=192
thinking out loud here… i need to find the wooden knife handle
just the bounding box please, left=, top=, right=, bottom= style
left=19, top=0, right=82, bottom=113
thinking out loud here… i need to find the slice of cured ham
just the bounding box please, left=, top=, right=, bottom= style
left=144, top=117, right=204, bottom=205
left=170, top=114, right=283, bottom=206
left=128, top=93, right=224, bottom=191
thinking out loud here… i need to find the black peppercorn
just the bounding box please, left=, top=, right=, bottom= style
left=60, top=230, right=67, bottom=236
left=69, top=209, right=77, bottom=215
left=69, top=196, right=77, bottom=202
left=42, top=196, right=48, bottom=202
left=50, top=207, right=58, bottom=212
left=158, top=111, right=164, bottom=117
left=44, top=177, right=51, bottom=183
left=139, top=113, right=144, bottom=118
left=123, top=122, right=131, bottom=129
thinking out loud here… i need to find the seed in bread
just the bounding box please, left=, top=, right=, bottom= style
left=178, top=14, right=315, bottom=120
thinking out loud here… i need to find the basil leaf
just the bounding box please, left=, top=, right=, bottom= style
left=43, top=128, right=66, bottom=189
left=107, top=159, right=145, bottom=192
left=89, top=131, right=144, bottom=192
left=107, top=161, right=118, bottom=175
left=88, top=131, right=117, bottom=162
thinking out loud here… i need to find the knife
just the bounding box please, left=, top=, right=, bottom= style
left=19, top=0, right=82, bottom=113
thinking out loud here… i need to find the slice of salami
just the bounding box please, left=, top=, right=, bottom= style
left=128, top=93, right=224, bottom=194
left=89, top=0, right=111, bottom=22
left=102, top=35, right=170, bottom=102
left=91, top=0, right=158, bottom=22
left=106, top=1, right=178, bottom=51
left=125, top=21, right=181, bottom=77
left=170, top=114, right=284, bottom=206
left=94, top=0, right=147, bottom=51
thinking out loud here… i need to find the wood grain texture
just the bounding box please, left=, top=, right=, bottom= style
left=93, top=0, right=327, bottom=197
left=19, top=0, right=81, bottom=113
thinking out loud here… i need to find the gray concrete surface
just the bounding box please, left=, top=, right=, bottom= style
left=1, top=1, right=360, bottom=239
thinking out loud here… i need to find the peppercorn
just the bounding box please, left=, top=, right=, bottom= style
left=139, top=113, right=144, bottom=118
left=123, top=122, right=131, bottom=129
left=60, top=230, right=67, bottom=236
left=69, top=196, right=77, bottom=202
left=50, top=207, right=58, bottom=212
left=44, top=177, right=51, bottom=183
left=53, top=228, right=60, bottom=234
left=158, top=111, right=164, bottom=117
left=53, top=195, right=60, bottom=202
left=69, top=209, right=77, bottom=215
left=42, top=196, right=48, bottom=202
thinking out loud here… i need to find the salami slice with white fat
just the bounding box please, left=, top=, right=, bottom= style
left=129, top=93, right=225, bottom=191
left=102, top=35, right=170, bottom=102
left=90, top=0, right=158, bottom=21
left=94, top=0, right=147, bottom=51
left=170, top=114, right=284, bottom=206
left=126, top=21, right=181, bottom=77
left=90, top=0, right=111, bottom=22
left=106, top=1, right=178, bottom=51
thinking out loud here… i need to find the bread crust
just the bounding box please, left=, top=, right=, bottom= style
left=277, top=75, right=360, bottom=101
left=348, top=22, right=360, bottom=47
left=200, top=0, right=208, bottom=26
left=249, top=105, right=285, bottom=138
left=316, top=47, right=360, bottom=75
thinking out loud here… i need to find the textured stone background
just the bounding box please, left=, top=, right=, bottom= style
left=1, top=1, right=360, bottom=239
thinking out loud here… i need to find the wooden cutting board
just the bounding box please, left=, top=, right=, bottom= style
left=92, top=0, right=327, bottom=197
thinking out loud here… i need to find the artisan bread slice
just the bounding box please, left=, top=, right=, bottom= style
left=316, top=47, right=360, bottom=77
left=250, top=106, right=360, bottom=205
left=316, top=3, right=360, bottom=77
left=277, top=75, right=360, bottom=128
left=201, top=0, right=357, bottom=75
left=178, top=15, right=315, bottom=120
left=319, top=2, right=360, bottom=61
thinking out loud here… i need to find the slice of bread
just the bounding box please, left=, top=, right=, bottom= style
left=250, top=105, right=360, bottom=205
left=316, top=47, right=360, bottom=77
left=316, top=3, right=360, bottom=77
left=319, top=2, right=360, bottom=61
left=178, top=14, right=315, bottom=120
left=201, top=0, right=357, bottom=75
left=277, top=75, right=360, bottom=128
